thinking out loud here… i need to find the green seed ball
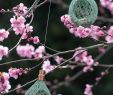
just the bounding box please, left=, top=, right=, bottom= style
left=68, top=0, right=98, bottom=27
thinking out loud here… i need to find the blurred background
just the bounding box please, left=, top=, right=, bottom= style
left=0, top=0, right=113, bottom=95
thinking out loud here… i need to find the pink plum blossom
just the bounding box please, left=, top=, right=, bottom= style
left=33, top=36, right=40, bottom=44
left=8, top=68, right=28, bottom=79
left=83, top=66, right=94, bottom=73
left=73, top=47, right=98, bottom=72
left=42, top=60, right=55, bottom=74
left=0, top=45, right=8, bottom=60
left=84, top=84, right=93, bottom=95
left=75, top=26, right=90, bottom=38
left=105, top=26, right=113, bottom=43
left=16, top=44, right=35, bottom=58
left=89, top=25, right=104, bottom=40
left=100, top=0, right=112, bottom=7
left=83, top=56, right=94, bottom=66
left=10, top=16, right=34, bottom=40
left=100, top=0, right=113, bottom=14
left=13, top=3, right=28, bottom=16
left=73, top=47, right=88, bottom=62
left=60, top=14, right=75, bottom=29
left=54, top=56, right=63, bottom=64
left=108, top=2, right=113, bottom=14
left=10, top=16, right=26, bottom=35
left=25, top=24, right=33, bottom=33
left=0, top=72, right=11, bottom=93
left=22, top=24, right=33, bottom=39
left=0, top=29, right=9, bottom=41
left=61, top=15, right=104, bottom=40
left=33, top=46, right=45, bottom=59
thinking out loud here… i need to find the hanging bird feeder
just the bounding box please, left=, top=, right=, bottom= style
left=68, top=0, right=98, bottom=27
left=25, top=70, right=51, bottom=95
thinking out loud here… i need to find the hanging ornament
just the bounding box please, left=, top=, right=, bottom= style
left=68, top=0, right=98, bottom=27
left=25, top=70, right=51, bottom=95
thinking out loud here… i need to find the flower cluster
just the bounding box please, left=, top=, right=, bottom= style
left=10, top=16, right=33, bottom=39
left=61, top=15, right=104, bottom=40
left=16, top=44, right=45, bottom=59
left=42, top=60, right=55, bottom=74
left=42, top=56, right=64, bottom=74
left=73, top=47, right=98, bottom=72
left=34, top=46, right=45, bottom=59
left=16, top=44, right=35, bottom=58
left=100, top=0, right=113, bottom=14
left=0, top=45, right=8, bottom=60
left=84, top=84, right=93, bottom=95
left=0, top=67, right=28, bottom=93
left=105, top=26, right=113, bottom=43
left=10, top=16, right=26, bottom=35
left=13, top=3, right=28, bottom=17
left=54, top=56, right=63, bottom=64
left=8, top=68, right=29, bottom=79
left=0, top=29, right=9, bottom=41
left=0, top=72, right=11, bottom=93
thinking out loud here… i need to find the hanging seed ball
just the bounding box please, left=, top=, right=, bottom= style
left=68, top=0, right=98, bottom=27
left=25, top=70, right=51, bottom=95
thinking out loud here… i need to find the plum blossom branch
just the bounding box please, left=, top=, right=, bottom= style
left=8, top=12, right=34, bottom=53
left=0, top=43, right=99, bottom=66
left=4, top=44, right=113, bottom=94
left=36, top=0, right=48, bottom=9
left=0, top=59, right=37, bottom=66
left=50, top=70, right=83, bottom=90
left=49, top=47, right=113, bottom=93
left=1, top=0, right=113, bottom=94
left=97, top=16, right=113, bottom=23
left=7, top=0, right=44, bottom=54
left=43, top=42, right=112, bottom=59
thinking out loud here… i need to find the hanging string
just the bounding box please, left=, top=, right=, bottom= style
left=44, top=0, right=52, bottom=46
left=25, top=1, right=52, bottom=94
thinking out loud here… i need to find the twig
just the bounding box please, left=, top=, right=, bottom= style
left=44, top=42, right=111, bottom=59
left=44, top=0, right=52, bottom=46
left=5, top=43, right=113, bottom=94
left=49, top=57, right=74, bottom=73
left=49, top=44, right=113, bottom=90
left=0, top=59, right=37, bottom=66
left=36, top=0, right=48, bottom=9
left=8, top=35, right=23, bottom=53
left=51, top=70, right=83, bottom=90
left=97, top=16, right=113, bottom=23
left=8, top=0, right=43, bottom=53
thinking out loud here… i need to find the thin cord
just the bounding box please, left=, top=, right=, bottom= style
left=44, top=0, right=52, bottom=46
